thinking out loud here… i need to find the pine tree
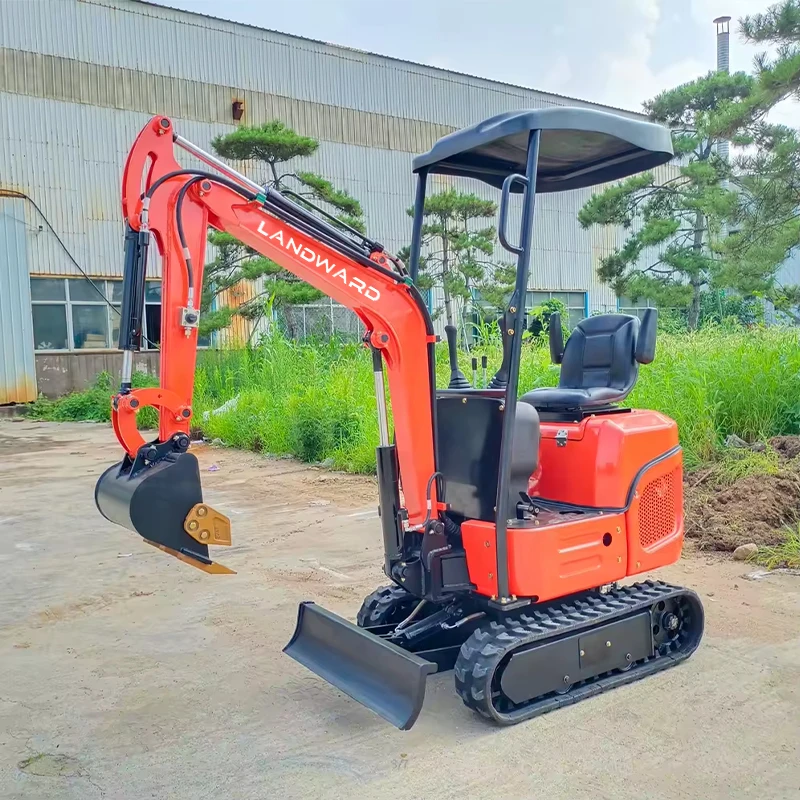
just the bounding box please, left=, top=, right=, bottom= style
left=705, top=2, right=800, bottom=315
left=201, top=121, right=364, bottom=339
left=578, top=71, right=753, bottom=329
left=406, top=188, right=513, bottom=331
left=717, top=125, right=800, bottom=296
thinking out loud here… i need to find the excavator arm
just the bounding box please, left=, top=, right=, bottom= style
left=96, top=116, right=438, bottom=571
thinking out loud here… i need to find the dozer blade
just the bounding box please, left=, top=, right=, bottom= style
left=95, top=451, right=234, bottom=573
left=284, top=602, right=437, bottom=730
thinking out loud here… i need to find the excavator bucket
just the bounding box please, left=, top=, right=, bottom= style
left=95, top=451, right=234, bottom=573
left=284, top=602, right=437, bottom=730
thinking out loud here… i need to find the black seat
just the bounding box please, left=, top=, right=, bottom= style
left=521, top=309, right=657, bottom=411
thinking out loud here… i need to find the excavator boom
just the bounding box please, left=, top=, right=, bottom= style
left=96, top=116, right=438, bottom=571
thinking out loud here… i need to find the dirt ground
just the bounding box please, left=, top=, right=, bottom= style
left=1, top=420, right=799, bottom=800
left=686, top=437, right=800, bottom=551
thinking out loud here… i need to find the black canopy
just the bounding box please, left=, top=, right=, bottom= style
left=412, top=107, right=674, bottom=193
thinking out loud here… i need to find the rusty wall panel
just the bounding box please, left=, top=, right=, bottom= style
left=215, top=280, right=256, bottom=346
left=0, top=198, right=37, bottom=403
left=35, top=351, right=159, bottom=397
left=0, top=47, right=458, bottom=156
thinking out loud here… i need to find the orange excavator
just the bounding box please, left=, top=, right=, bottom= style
left=95, top=109, right=704, bottom=730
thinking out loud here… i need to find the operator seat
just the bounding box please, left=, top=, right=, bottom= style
left=521, top=309, right=657, bottom=412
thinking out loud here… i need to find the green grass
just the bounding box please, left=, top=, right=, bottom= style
left=30, top=325, right=800, bottom=474
left=29, top=370, right=160, bottom=429
left=703, top=447, right=782, bottom=486
left=755, top=524, right=800, bottom=569
left=469, top=325, right=800, bottom=468
left=626, top=326, right=800, bottom=467
left=197, top=325, right=800, bottom=471
left=194, top=336, right=379, bottom=472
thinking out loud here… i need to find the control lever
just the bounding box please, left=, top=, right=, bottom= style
left=481, top=355, right=487, bottom=388
left=471, top=357, right=478, bottom=388
left=488, top=310, right=515, bottom=390
left=445, top=325, right=471, bottom=390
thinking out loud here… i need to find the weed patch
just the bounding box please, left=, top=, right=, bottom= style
left=30, top=371, right=159, bottom=428
left=755, top=524, right=800, bottom=569
left=29, top=326, right=800, bottom=475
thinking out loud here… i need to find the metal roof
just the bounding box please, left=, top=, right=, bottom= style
left=133, top=0, right=645, bottom=119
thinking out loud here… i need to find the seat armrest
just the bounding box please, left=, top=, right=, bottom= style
left=635, top=308, right=657, bottom=364
left=548, top=312, right=565, bottom=364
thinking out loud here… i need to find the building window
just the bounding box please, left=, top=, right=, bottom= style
left=144, top=281, right=162, bottom=349
left=30, top=278, right=69, bottom=350
left=526, top=291, right=587, bottom=328
left=618, top=296, right=654, bottom=321
left=30, top=277, right=162, bottom=352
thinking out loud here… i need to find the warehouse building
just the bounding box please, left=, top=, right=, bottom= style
left=0, top=0, right=715, bottom=400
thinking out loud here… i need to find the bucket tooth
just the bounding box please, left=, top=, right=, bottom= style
left=284, top=602, right=437, bottom=730
left=184, top=503, right=232, bottom=547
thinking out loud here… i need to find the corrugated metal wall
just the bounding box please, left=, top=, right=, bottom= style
left=0, top=87, right=651, bottom=311
left=0, top=107, right=655, bottom=315
left=777, top=247, right=800, bottom=287
left=0, top=198, right=37, bottom=402
left=2, top=0, right=787, bottom=336
left=1, top=0, right=639, bottom=127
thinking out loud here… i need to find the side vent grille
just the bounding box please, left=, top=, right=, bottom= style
left=638, top=469, right=679, bottom=549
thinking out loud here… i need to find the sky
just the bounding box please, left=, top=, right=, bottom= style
left=151, top=0, right=798, bottom=125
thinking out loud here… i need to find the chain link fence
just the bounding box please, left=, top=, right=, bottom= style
left=273, top=299, right=364, bottom=341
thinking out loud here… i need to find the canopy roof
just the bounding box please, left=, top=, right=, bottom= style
left=412, top=107, right=674, bottom=192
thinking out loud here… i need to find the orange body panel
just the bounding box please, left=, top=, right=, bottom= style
left=625, top=450, right=684, bottom=576
left=463, top=513, right=628, bottom=602
left=531, top=410, right=679, bottom=507
left=508, top=511, right=628, bottom=601
left=461, top=520, right=499, bottom=597
left=462, top=409, right=685, bottom=600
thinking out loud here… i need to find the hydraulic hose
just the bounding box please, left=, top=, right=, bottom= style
left=175, top=176, right=205, bottom=295
left=143, top=169, right=258, bottom=204
left=142, top=170, right=259, bottom=308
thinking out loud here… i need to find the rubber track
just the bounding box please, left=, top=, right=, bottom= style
left=356, top=584, right=416, bottom=628
left=454, top=580, right=704, bottom=725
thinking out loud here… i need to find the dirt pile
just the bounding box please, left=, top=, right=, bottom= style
left=685, top=436, right=800, bottom=551
left=770, top=436, right=800, bottom=460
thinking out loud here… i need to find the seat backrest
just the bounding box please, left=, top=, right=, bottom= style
left=559, top=313, right=641, bottom=392
left=436, top=394, right=539, bottom=522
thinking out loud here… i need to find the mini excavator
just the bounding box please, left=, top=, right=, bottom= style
left=96, top=109, right=704, bottom=730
